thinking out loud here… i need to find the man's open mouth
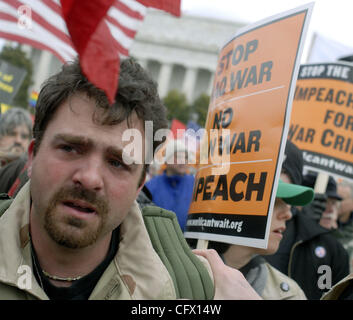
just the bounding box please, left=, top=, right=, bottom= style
left=62, top=200, right=96, bottom=214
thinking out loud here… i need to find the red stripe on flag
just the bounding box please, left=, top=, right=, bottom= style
left=6, top=0, right=72, bottom=46
left=112, top=0, right=144, bottom=20
left=0, top=11, right=17, bottom=23
left=105, top=14, right=137, bottom=38
left=41, top=0, right=63, bottom=15
left=0, top=31, right=70, bottom=62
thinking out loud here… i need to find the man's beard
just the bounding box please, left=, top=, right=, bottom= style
left=44, top=186, right=109, bottom=249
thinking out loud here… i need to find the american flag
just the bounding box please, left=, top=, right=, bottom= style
left=0, top=0, right=180, bottom=102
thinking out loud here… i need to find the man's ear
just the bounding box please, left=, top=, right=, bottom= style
left=26, top=139, right=36, bottom=178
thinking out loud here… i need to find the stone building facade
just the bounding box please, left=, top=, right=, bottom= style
left=20, top=10, right=244, bottom=103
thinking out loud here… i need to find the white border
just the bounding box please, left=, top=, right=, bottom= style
left=187, top=2, right=314, bottom=249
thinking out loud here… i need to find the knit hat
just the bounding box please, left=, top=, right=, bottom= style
left=302, top=173, right=342, bottom=200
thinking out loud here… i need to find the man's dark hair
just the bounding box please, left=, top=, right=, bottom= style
left=33, top=58, right=168, bottom=159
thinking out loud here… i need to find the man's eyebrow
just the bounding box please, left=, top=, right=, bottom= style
left=53, top=134, right=93, bottom=147
left=53, top=134, right=139, bottom=165
left=106, top=146, right=139, bottom=166
left=106, top=146, right=124, bottom=159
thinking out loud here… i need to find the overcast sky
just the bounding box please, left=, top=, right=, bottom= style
left=2, top=1, right=352, bottom=61
left=181, top=0, right=353, bottom=60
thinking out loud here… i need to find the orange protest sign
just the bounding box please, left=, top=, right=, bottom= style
left=184, top=4, right=313, bottom=248
left=289, top=62, right=353, bottom=182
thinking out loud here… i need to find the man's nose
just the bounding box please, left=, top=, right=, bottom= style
left=14, top=134, right=24, bottom=145
left=72, top=157, right=104, bottom=191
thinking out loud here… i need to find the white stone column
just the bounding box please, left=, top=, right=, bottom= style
left=182, top=67, right=198, bottom=103
left=157, top=62, right=173, bottom=98
left=21, top=44, right=33, bottom=58
left=33, top=50, right=52, bottom=91
left=207, top=72, right=215, bottom=96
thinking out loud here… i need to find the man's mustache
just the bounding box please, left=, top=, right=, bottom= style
left=8, top=143, right=25, bottom=153
left=51, top=186, right=109, bottom=216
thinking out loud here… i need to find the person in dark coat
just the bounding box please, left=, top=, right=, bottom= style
left=0, top=153, right=29, bottom=196
left=264, top=140, right=349, bottom=299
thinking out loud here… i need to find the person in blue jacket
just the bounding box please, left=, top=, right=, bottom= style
left=145, top=140, right=195, bottom=231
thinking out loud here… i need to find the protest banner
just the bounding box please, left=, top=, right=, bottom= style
left=0, top=60, right=27, bottom=105
left=184, top=3, right=313, bottom=249
left=289, top=62, right=353, bottom=183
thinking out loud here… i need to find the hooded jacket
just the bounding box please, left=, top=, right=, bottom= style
left=0, top=182, right=178, bottom=300
left=265, top=212, right=349, bottom=300
left=332, top=217, right=353, bottom=273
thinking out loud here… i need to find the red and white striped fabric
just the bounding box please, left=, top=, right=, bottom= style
left=0, top=0, right=150, bottom=62
left=0, top=0, right=180, bottom=102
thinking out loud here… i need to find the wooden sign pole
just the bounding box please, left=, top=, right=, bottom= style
left=314, top=172, right=329, bottom=194
left=196, top=239, right=209, bottom=250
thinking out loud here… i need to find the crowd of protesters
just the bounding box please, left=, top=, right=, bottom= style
left=0, top=57, right=353, bottom=301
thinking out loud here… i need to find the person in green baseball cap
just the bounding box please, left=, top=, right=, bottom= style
left=277, top=179, right=314, bottom=207
left=265, top=141, right=349, bottom=300
left=207, top=179, right=314, bottom=300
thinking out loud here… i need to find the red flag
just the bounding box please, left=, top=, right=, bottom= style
left=0, top=0, right=181, bottom=104
left=170, top=118, right=186, bottom=139
left=136, top=0, right=180, bottom=16
left=60, top=0, right=119, bottom=104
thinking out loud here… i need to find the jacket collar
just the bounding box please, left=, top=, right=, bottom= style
left=0, top=181, right=175, bottom=300
left=0, top=182, right=47, bottom=299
